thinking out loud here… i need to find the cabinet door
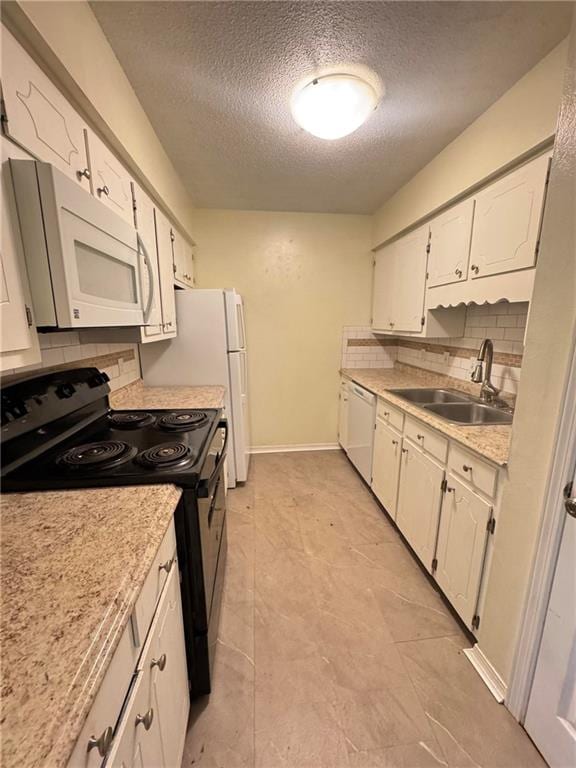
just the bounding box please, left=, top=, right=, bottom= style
left=469, top=154, right=550, bottom=279
left=396, top=442, right=444, bottom=571
left=428, top=198, right=474, bottom=287
left=372, top=241, right=396, bottom=331
left=86, top=130, right=135, bottom=225
left=132, top=183, right=163, bottom=333
left=172, top=229, right=195, bottom=288
left=0, top=137, right=39, bottom=361
left=1, top=29, right=90, bottom=191
left=146, top=562, right=189, bottom=768
left=392, top=225, right=429, bottom=332
left=154, top=211, right=177, bottom=336
left=338, top=382, right=349, bottom=452
left=371, top=419, right=402, bottom=518
left=435, top=474, right=492, bottom=628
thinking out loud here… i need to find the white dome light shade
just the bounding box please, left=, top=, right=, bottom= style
left=291, top=74, right=379, bottom=140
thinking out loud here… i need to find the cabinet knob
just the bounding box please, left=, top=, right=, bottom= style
left=97, top=185, right=110, bottom=197
left=462, top=464, right=472, bottom=473
left=135, top=708, right=154, bottom=731
left=383, top=411, right=390, bottom=417
left=151, top=653, right=167, bottom=671
left=77, top=167, right=91, bottom=181
left=87, top=726, right=114, bottom=757
left=401, top=448, right=408, bottom=454
left=471, top=264, right=480, bottom=274
left=392, top=440, right=398, bottom=446
left=159, top=556, right=174, bottom=574
left=455, top=268, right=463, bottom=278
left=446, top=486, right=455, bottom=493
left=417, top=434, right=424, bottom=441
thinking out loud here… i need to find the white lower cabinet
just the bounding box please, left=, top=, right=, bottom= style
left=371, top=418, right=402, bottom=518
left=434, top=474, right=492, bottom=628
left=338, top=380, right=350, bottom=452
left=396, top=440, right=444, bottom=573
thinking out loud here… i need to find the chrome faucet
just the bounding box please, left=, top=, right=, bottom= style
left=471, top=338, right=500, bottom=403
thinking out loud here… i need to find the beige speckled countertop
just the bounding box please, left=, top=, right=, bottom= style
left=110, top=379, right=225, bottom=410
left=0, top=484, right=182, bottom=768
left=341, top=365, right=512, bottom=466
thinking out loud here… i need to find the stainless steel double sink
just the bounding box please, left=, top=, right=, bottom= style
left=388, top=388, right=514, bottom=425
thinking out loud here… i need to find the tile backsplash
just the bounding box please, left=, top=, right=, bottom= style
left=342, top=302, right=528, bottom=395
left=2, top=333, right=141, bottom=391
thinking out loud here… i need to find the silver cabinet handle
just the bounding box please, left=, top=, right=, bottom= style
left=471, top=264, right=480, bottom=274
left=462, top=464, right=472, bottom=473
left=455, top=268, right=463, bottom=277
left=159, top=556, right=174, bottom=574
left=87, top=726, right=113, bottom=757
left=97, top=185, right=110, bottom=197
left=151, top=653, right=167, bottom=671
left=77, top=167, right=91, bottom=181
left=135, top=708, right=154, bottom=730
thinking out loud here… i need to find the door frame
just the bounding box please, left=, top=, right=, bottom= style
left=507, top=332, right=576, bottom=721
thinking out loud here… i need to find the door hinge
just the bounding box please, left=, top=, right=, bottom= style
left=487, top=512, right=496, bottom=534
left=170, top=229, right=175, bottom=243
left=0, top=98, right=8, bottom=129
left=472, top=614, right=481, bottom=631
left=426, top=243, right=431, bottom=255
left=431, top=557, right=438, bottom=573
left=425, top=271, right=429, bottom=280
left=173, top=263, right=177, bottom=274
left=421, top=316, right=425, bottom=327
left=441, top=478, right=448, bottom=493
left=25, top=305, right=33, bottom=327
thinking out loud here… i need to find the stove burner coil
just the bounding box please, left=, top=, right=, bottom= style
left=57, top=441, right=137, bottom=470
left=158, top=412, right=209, bottom=432
left=136, top=442, right=193, bottom=469
left=109, top=412, right=155, bottom=429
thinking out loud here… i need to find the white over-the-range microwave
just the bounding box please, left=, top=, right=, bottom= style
left=10, top=159, right=155, bottom=329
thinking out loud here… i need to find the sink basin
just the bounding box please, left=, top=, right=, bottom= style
left=423, top=402, right=514, bottom=425
left=388, top=388, right=473, bottom=405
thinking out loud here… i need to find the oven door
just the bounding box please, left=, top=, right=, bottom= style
left=10, top=159, right=147, bottom=328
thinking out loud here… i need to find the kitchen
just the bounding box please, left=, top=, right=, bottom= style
left=1, top=2, right=575, bottom=768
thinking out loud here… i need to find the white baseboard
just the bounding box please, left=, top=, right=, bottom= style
left=250, top=443, right=340, bottom=454
left=464, top=644, right=507, bottom=704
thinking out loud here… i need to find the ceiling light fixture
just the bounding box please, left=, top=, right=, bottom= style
left=291, top=73, right=379, bottom=140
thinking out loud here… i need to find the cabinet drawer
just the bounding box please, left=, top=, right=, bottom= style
left=404, top=416, right=448, bottom=463
left=448, top=444, right=498, bottom=499
left=67, top=620, right=139, bottom=767
left=376, top=399, right=404, bottom=432
left=132, top=520, right=177, bottom=649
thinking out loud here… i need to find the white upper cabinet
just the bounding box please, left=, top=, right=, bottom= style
left=85, top=129, right=135, bottom=225
left=1, top=29, right=91, bottom=191
left=428, top=198, right=475, bottom=288
left=372, top=240, right=396, bottom=331
left=469, top=154, right=550, bottom=279
left=155, top=211, right=177, bottom=336
left=435, top=474, right=492, bottom=628
left=0, top=137, right=40, bottom=369
left=171, top=228, right=195, bottom=288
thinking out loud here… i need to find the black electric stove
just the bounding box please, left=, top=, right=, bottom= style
left=1, top=367, right=228, bottom=697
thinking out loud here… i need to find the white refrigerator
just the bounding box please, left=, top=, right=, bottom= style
left=139, top=289, right=250, bottom=488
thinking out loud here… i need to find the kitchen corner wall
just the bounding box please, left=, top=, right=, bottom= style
left=2, top=335, right=140, bottom=392
left=191, top=209, right=373, bottom=449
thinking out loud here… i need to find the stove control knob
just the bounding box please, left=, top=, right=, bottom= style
left=88, top=372, right=106, bottom=388
left=55, top=383, right=76, bottom=399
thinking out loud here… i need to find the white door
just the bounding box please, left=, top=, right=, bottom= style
left=1, top=29, right=91, bottom=190
left=434, top=474, right=492, bottom=628
left=469, top=154, right=550, bottom=279
left=372, top=241, right=396, bottom=332
left=525, top=465, right=576, bottom=768
left=396, top=442, right=444, bottom=572
left=371, top=419, right=402, bottom=518
left=428, top=198, right=475, bottom=288
left=391, top=225, right=429, bottom=332
left=85, top=129, right=135, bottom=225
left=0, top=138, right=37, bottom=356
left=133, top=182, right=163, bottom=337
left=229, top=350, right=250, bottom=482
left=154, top=210, right=177, bottom=336
left=338, top=380, right=350, bottom=452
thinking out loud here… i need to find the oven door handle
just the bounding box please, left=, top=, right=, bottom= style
left=198, top=420, right=228, bottom=498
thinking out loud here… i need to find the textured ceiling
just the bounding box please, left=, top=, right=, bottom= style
left=91, top=1, right=572, bottom=214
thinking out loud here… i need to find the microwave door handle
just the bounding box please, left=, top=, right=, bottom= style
left=198, top=420, right=229, bottom=497
left=137, top=233, right=154, bottom=323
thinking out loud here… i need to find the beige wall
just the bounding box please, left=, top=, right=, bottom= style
left=373, top=39, right=568, bottom=248
left=191, top=209, right=372, bottom=448
left=477, top=26, right=576, bottom=685
left=4, top=1, right=195, bottom=236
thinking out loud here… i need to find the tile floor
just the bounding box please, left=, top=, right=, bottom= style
left=182, top=451, right=546, bottom=768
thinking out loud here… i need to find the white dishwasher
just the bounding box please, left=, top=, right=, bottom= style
left=347, top=383, right=376, bottom=484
